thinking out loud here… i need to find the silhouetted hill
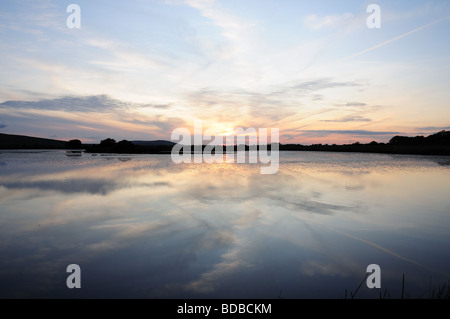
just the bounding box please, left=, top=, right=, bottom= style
left=0, top=133, right=67, bottom=149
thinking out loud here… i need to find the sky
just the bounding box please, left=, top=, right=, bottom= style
left=0, top=0, right=449, bottom=144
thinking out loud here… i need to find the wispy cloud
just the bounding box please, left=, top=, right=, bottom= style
left=178, top=0, right=265, bottom=87
left=0, top=95, right=175, bottom=113
left=183, top=0, right=256, bottom=45
left=417, top=126, right=450, bottom=132
left=321, top=116, right=372, bottom=123
left=335, top=102, right=367, bottom=107
left=1, top=1, right=449, bottom=144
left=287, top=78, right=359, bottom=93
left=182, top=77, right=360, bottom=128
left=303, top=13, right=354, bottom=31
left=1, top=95, right=124, bottom=112
left=297, top=130, right=401, bottom=138
left=0, top=95, right=184, bottom=141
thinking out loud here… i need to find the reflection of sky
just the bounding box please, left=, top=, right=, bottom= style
left=0, top=150, right=450, bottom=298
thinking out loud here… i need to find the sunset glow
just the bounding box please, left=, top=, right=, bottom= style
left=0, top=0, right=449, bottom=144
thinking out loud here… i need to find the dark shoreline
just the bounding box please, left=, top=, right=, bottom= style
left=278, top=143, right=450, bottom=156
left=82, top=141, right=450, bottom=156
left=2, top=143, right=450, bottom=156
left=2, top=131, right=450, bottom=156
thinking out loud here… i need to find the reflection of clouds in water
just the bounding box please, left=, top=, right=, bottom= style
left=345, top=185, right=365, bottom=191
left=179, top=174, right=249, bottom=202
left=0, top=186, right=44, bottom=201
left=2, top=151, right=450, bottom=297
left=295, top=213, right=450, bottom=279
left=185, top=170, right=368, bottom=216
left=93, top=219, right=169, bottom=238
left=183, top=247, right=252, bottom=294
left=165, top=169, right=370, bottom=294
left=0, top=157, right=371, bottom=295
left=297, top=220, right=361, bottom=277
left=267, top=193, right=366, bottom=216
left=0, top=179, right=171, bottom=195
left=176, top=169, right=350, bottom=218
left=155, top=194, right=255, bottom=293
left=184, top=260, right=250, bottom=293
left=174, top=228, right=237, bottom=268
left=337, top=170, right=371, bottom=176
left=139, top=182, right=171, bottom=188
left=235, top=209, right=263, bottom=229
left=88, top=219, right=171, bottom=251
left=300, top=260, right=351, bottom=277
left=197, top=230, right=236, bottom=250
left=2, top=179, right=120, bottom=195
left=159, top=204, right=262, bottom=294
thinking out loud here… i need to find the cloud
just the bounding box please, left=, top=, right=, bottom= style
left=297, top=130, right=401, bottom=138
left=184, top=77, right=360, bottom=126
left=144, top=104, right=171, bottom=109
left=0, top=95, right=185, bottom=141
left=184, top=88, right=291, bottom=125
left=0, top=95, right=169, bottom=112
left=127, top=116, right=186, bottom=133
left=176, top=0, right=257, bottom=64
left=0, top=0, right=65, bottom=34
left=287, top=78, right=359, bottom=94
left=183, top=0, right=255, bottom=41
left=336, top=102, right=367, bottom=107
left=416, top=126, right=450, bottom=132
left=321, top=116, right=372, bottom=123
left=303, top=13, right=354, bottom=31
left=0, top=124, right=6, bottom=129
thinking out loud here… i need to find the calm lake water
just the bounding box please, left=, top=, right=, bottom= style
left=1, top=150, right=449, bottom=299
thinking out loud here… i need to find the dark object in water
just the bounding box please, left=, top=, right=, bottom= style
left=66, top=150, right=82, bottom=157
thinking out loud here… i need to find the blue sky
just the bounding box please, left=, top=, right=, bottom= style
left=0, top=0, right=449, bottom=143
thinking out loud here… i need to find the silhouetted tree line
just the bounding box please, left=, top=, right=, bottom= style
left=65, top=139, right=83, bottom=149
left=87, top=139, right=278, bottom=154
left=278, top=131, right=450, bottom=155
left=389, top=130, right=450, bottom=145
left=85, top=138, right=173, bottom=154
left=172, top=144, right=278, bottom=154
left=82, top=131, right=450, bottom=156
